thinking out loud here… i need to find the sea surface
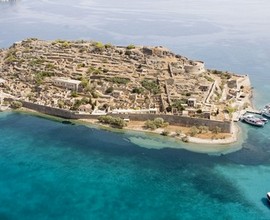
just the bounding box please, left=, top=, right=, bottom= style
left=1, top=0, right=270, bottom=219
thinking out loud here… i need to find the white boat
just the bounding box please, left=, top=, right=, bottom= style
left=253, top=114, right=268, bottom=123
left=244, top=114, right=268, bottom=123
left=242, top=115, right=265, bottom=127
left=262, top=109, right=270, bottom=118
left=267, top=192, right=270, bottom=202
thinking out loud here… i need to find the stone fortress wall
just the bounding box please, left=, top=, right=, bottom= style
left=184, top=61, right=205, bottom=74
left=6, top=99, right=232, bottom=133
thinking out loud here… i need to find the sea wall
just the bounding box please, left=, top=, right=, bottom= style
left=76, top=113, right=231, bottom=133
left=5, top=98, right=78, bottom=119
left=5, top=99, right=232, bottom=133
left=109, top=113, right=232, bottom=133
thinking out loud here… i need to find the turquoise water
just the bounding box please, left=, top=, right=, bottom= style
left=1, top=0, right=270, bottom=219
left=0, top=112, right=269, bottom=219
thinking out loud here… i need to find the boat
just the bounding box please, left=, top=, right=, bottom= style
left=267, top=192, right=270, bottom=202
left=244, top=114, right=267, bottom=123
left=260, top=103, right=270, bottom=118
left=242, top=115, right=265, bottom=127
left=262, top=109, right=270, bottom=118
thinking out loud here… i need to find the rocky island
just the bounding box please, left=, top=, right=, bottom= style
left=0, top=38, right=253, bottom=144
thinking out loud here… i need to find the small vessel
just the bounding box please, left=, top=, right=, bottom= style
left=242, top=115, right=265, bottom=127
left=262, top=109, right=270, bottom=118
left=261, top=104, right=270, bottom=118
left=267, top=192, right=270, bottom=202
left=244, top=114, right=267, bottom=123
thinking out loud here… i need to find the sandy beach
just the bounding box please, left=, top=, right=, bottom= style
left=79, top=118, right=241, bottom=145
left=9, top=107, right=243, bottom=154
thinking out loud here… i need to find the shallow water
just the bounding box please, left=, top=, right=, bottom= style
left=0, top=112, right=269, bottom=219
left=1, top=0, right=270, bottom=219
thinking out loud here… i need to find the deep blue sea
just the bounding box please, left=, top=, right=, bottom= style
left=1, top=0, right=270, bottom=219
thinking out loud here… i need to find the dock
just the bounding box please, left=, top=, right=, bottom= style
left=233, top=108, right=261, bottom=122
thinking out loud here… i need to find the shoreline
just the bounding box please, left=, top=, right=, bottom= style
left=79, top=118, right=240, bottom=145
left=78, top=117, right=243, bottom=155
left=2, top=107, right=244, bottom=154
left=77, top=118, right=244, bottom=155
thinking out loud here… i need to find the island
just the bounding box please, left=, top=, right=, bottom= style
left=0, top=38, right=253, bottom=144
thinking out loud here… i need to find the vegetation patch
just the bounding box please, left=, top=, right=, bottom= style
left=34, top=71, right=54, bottom=85
left=141, top=80, right=160, bottom=94
left=106, top=77, right=130, bottom=85
left=126, top=44, right=135, bottom=49
left=132, top=87, right=144, bottom=94
left=98, top=115, right=127, bottom=128
left=172, top=100, right=185, bottom=111
left=10, top=101, right=23, bottom=109
left=144, top=117, right=169, bottom=130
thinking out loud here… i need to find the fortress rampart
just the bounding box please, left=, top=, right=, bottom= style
left=184, top=61, right=205, bottom=74
left=5, top=99, right=232, bottom=133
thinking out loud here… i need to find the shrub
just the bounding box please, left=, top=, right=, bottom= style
left=175, top=130, right=182, bottom=136
left=212, top=126, right=221, bottom=134
left=105, top=43, right=113, bottom=49
left=172, top=100, right=185, bottom=111
left=204, top=76, right=214, bottom=82
left=166, top=106, right=172, bottom=112
left=189, top=126, right=198, bottom=137
left=144, top=118, right=169, bottom=130
left=91, top=91, right=99, bottom=98
left=132, top=87, right=144, bottom=94
left=80, top=77, right=89, bottom=88
left=106, top=77, right=130, bottom=85
left=71, top=91, right=78, bottom=97
left=10, top=101, right=23, bottom=109
left=141, top=80, right=160, bottom=94
left=58, top=100, right=64, bottom=109
left=93, top=41, right=104, bottom=50
left=153, top=118, right=164, bottom=127
left=127, top=44, right=135, bottom=49
left=198, top=126, right=209, bottom=134
left=196, top=109, right=202, bottom=114
left=98, top=115, right=127, bottom=128
left=182, top=136, right=189, bottom=142
left=105, top=87, right=114, bottom=94
left=161, top=130, right=170, bottom=136
left=45, top=63, right=56, bottom=70
left=144, top=120, right=157, bottom=130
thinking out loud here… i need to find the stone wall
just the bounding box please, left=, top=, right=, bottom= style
left=184, top=61, right=205, bottom=74
left=5, top=98, right=79, bottom=119
left=77, top=113, right=231, bottom=133
left=5, top=99, right=232, bottom=133
left=108, top=113, right=231, bottom=133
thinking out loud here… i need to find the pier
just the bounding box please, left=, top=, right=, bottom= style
left=233, top=108, right=261, bottom=122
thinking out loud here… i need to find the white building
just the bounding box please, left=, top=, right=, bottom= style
left=53, top=78, right=81, bottom=91
left=111, top=108, right=158, bottom=114
left=187, top=98, right=197, bottom=107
